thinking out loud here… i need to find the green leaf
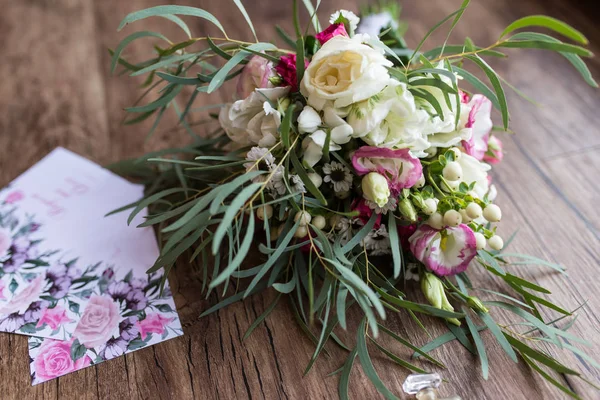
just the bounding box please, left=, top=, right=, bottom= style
left=156, top=72, right=201, bottom=85
left=341, top=213, right=377, bottom=253
left=464, top=312, right=489, bottom=379
left=522, top=355, right=582, bottom=400
left=212, top=182, right=262, bottom=254
left=118, top=5, right=227, bottom=37
left=126, top=84, right=183, bottom=113
left=499, top=39, right=592, bottom=57
left=339, top=348, right=358, bottom=400
left=422, top=45, right=506, bottom=59
left=387, top=213, right=402, bottom=278
left=356, top=318, right=399, bottom=400
left=111, top=31, right=171, bottom=74
left=466, top=55, right=509, bottom=129
left=208, top=171, right=266, bottom=215
left=500, top=15, right=588, bottom=45
left=70, top=339, right=87, bottom=361
left=233, top=0, right=257, bottom=41
left=478, top=311, right=517, bottom=362
left=280, top=104, right=296, bottom=149
left=296, top=38, right=305, bottom=87
left=275, top=25, right=296, bottom=48
left=127, top=188, right=185, bottom=225
left=370, top=338, right=428, bottom=374
left=410, top=78, right=458, bottom=94
left=208, top=42, right=276, bottom=93
left=414, top=325, right=486, bottom=358
left=243, top=293, right=281, bottom=339
left=378, top=324, right=445, bottom=368
left=453, top=66, right=501, bottom=110
left=301, top=0, right=321, bottom=32
left=160, top=14, right=192, bottom=38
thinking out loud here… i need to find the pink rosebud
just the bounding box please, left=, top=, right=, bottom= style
left=352, top=146, right=423, bottom=194
left=33, top=338, right=92, bottom=382
left=459, top=90, right=470, bottom=104
left=462, top=94, right=493, bottom=161
left=5, top=190, right=25, bottom=204
left=483, top=135, right=503, bottom=164
left=236, top=54, right=276, bottom=99
left=275, top=54, right=309, bottom=92
left=136, top=313, right=174, bottom=340
left=409, top=224, right=477, bottom=276
left=315, top=23, right=348, bottom=45
left=36, top=306, right=73, bottom=330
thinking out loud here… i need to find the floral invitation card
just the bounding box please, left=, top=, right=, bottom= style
left=0, top=148, right=182, bottom=384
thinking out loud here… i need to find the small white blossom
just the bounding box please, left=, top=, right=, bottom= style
left=331, top=216, right=352, bottom=245
left=405, top=263, right=420, bottom=282
left=269, top=167, right=287, bottom=196
left=365, top=197, right=398, bottom=214
left=323, top=161, right=353, bottom=192
left=363, top=225, right=391, bottom=255
left=244, top=147, right=276, bottom=185
left=330, top=10, right=360, bottom=32
left=290, top=175, right=306, bottom=194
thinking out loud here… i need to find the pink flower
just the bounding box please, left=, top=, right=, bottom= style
left=409, top=224, right=477, bottom=276
left=5, top=190, right=24, bottom=204
left=33, top=338, right=92, bottom=382
left=136, top=313, right=174, bottom=340
left=483, top=135, right=503, bottom=164
left=351, top=199, right=382, bottom=229
left=0, top=228, right=12, bottom=256
left=0, top=275, right=45, bottom=315
left=397, top=223, right=417, bottom=250
left=459, top=90, right=470, bottom=104
left=73, top=295, right=120, bottom=349
left=36, top=306, right=73, bottom=330
left=462, top=95, right=493, bottom=160
left=352, top=146, right=423, bottom=194
left=315, top=23, right=348, bottom=45
left=236, top=54, right=275, bottom=99
left=275, top=54, right=308, bottom=92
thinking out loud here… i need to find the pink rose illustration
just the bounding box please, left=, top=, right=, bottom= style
left=5, top=190, right=24, bottom=204
left=36, top=306, right=73, bottom=330
left=0, top=275, right=46, bottom=315
left=0, top=228, right=12, bottom=256
left=73, top=295, right=120, bottom=348
left=137, top=313, right=174, bottom=340
left=33, top=339, right=91, bottom=382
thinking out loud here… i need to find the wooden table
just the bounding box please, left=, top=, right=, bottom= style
left=1, top=0, right=598, bottom=398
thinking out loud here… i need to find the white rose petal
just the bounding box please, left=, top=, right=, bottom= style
left=298, top=106, right=322, bottom=133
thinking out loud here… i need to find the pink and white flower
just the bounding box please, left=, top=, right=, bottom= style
left=409, top=224, right=477, bottom=276
left=33, top=338, right=92, bottom=382
left=73, top=295, right=120, bottom=349
left=236, top=54, right=276, bottom=99
left=36, top=306, right=73, bottom=330
left=461, top=94, right=493, bottom=160
left=0, top=279, right=6, bottom=300
left=352, top=146, right=423, bottom=193
left=136, top=313, right=174, bottom=340
left=0, top=275, right=46, bottom=315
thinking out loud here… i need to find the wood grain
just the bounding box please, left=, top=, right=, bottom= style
left=0, top=0, right=599, bottom=399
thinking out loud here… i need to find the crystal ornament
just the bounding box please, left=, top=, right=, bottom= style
left=403, top=373, right=461, bottom=400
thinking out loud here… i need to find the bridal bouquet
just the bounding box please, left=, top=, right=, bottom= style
left=110, top=1, right=597, bottom=398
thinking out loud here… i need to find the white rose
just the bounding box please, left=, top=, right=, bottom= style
left=300, top=34, right=393, bottom=111
left=219, top=87, right=290, bottom=147
left=457, top=153, right=491, bottom=198
left=347, top=81, right=431, bottom=156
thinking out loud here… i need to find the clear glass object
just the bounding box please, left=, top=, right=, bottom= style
left=403, top=373, right=461, bottom=400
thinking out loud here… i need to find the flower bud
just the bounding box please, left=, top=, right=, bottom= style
left=467, top=296, right=489, bottom=313
left=474, top=232, right=486, bottom=250
left=488, top=235, right=504, bottom=250
left=312, top=215, right=326, bottom=230
left=335, top=190, right=351, bottom=199
left=307, top=172, right=323, bottom=188
left=422, top=198, right=438, bottom=216
left=270, top=226, right=280, bottom=242
left=398, top=197, right=417, bottom=222
left=448, top=147, right=462, bottom=161
left=298, top=106, right=322, bottom=134
left=361, top=172, right=390, bottom=208
left=459, top=209, right=472, bottom=223
left=483, top=204, right=502, bottom=222
left=294, top=211, right=312, bottom=226
left=443, top=161, right=462, bottom=181
left=421, top=272, right=460, bottom=326
left=415, top=174, right=426, bottom=189
left=466, top=202, right=482, bottom=219
left=256, top=204, right=273, bottom=220
left=442, top=179, right=460, bottom=192
left=443, top=210, right=462, bottom=227
left=427, top=212, right=444, bottom=230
